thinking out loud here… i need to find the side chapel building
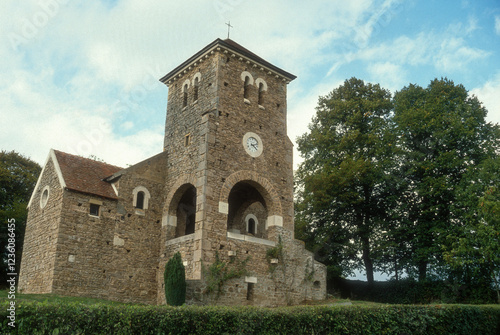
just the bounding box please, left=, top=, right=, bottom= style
left=18, top=39, right=326, bottom=306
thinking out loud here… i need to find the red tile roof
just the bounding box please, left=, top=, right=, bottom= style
left=53, top=150, right=123, bottom=199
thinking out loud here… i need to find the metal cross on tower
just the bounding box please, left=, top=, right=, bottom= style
left=226, top=21, right=233, bottom=39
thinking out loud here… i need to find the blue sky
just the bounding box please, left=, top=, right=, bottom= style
left=1, top=0, right=499, bottom=169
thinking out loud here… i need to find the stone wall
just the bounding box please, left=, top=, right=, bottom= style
left=156, top=47, right=326, bottom=307
left=51, top=153, right=166, bottom=304
left=18, top=158, right=62, bottom=293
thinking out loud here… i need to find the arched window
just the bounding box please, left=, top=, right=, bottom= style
left=136, top=191, right=145, bottom=209
left=243, top=76, right=251, bottom=99
left=193, top=77, right=199, bottom=102
left=258, top=82, right=264, bottom=105
left=183, top=83, right=188, bottom=108
left=133, top=186, right=151, bottom=210
left=255, top=78, right=267, bottom=106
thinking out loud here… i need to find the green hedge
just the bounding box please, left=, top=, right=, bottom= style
left=331, top=278, right=497, bottom=304
left=1, top=301, right=499, bottom=335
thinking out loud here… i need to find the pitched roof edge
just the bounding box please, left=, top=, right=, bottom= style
left=103, top=150, right=168, bottom=182
left=159, top=38, right=296, bottom=85
left=27, top=149, right=66, bottom=208
left=51, top=149, right=67, bottom=189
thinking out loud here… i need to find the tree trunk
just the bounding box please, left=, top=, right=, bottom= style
left=361, top=236, right=374, bottom=286
left=418, top=261, right=427, bottom=282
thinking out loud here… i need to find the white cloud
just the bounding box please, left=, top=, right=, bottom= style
left=435, top=37, right=490, bottom=72
left=470, top=72, right=500, bottom=125
left=367, top=62, right=406, bottom=92
left=495, top=16, right=500, bottom=36
left=1, top=0, right=497, bottom=170
left=346, top=29, right=489, bottom=81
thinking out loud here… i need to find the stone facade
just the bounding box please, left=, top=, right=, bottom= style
left=19, top=38, right=327, bottom=306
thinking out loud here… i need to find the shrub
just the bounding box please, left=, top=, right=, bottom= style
left=164, top=252, right=186, bottom=306
left=330, top=277, right=497, bottom=304
left=0, top=301, right=499, bottom=335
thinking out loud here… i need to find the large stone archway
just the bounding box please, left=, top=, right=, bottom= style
left=162, top=175, right=197, bottom=239
left=219, top=170, right=283, bottom=234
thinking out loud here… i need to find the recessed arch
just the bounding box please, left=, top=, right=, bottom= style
left=219, top=170, right=282, bottom=217
left=163, top=174, right=197, bottom=230
left=227, top=182, right=267, bottom=238
left=167, top=183, right=197, bottom=237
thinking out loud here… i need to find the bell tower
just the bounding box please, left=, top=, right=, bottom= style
left=158, top=39, right=325, bottom=306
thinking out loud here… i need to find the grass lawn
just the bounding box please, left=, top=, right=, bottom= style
left=0, top=289, right=132, bottom=306
left=1, top=289, right=496, bottom=309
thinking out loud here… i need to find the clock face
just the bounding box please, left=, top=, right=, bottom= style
left=247, top=137, right=259, bottom=152
left=243, top=132, right=263, bottom=157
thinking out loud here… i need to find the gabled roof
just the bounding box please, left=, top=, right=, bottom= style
left=28, top=149, right=123, bottom=207
left=53, top=150, right=123, bottom=199
left=159, top=38, right=296, bottom=85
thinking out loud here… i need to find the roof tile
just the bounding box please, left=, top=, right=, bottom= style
left=54, top=150, right=123, bottom=199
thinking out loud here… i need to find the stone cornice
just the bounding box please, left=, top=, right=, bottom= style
left=159, top=38, right=296, bottom=87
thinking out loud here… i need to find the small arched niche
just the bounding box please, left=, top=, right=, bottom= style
left=227, top=181, right=268, bottom=239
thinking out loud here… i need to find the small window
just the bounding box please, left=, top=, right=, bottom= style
left=89, top=203, right=100, bottom=216
left=40, top=186, right=50, bottom=209
left=243, top=76, right=251, bottom=99
left=185, top=134, right=191, bottom=146
left=258, top=82, right=265, bottom=105
left=136, top=191, right=145, bottom=209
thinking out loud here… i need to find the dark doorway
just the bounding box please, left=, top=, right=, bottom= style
left=175, top=185, right=196, bottom=237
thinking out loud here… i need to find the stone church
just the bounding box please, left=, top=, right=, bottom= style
left=18, top=38, right=326, bottom=306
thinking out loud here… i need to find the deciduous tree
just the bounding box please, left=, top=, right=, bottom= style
left=393, top=78, right=499, bottom=281
left=296, top=78, right=395, bottom=285
left=0, top=151, right=41, bottom=287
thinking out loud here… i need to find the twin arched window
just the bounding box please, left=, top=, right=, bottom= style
left=181, top=72, right=201, bottom=108
left=241, top=72, right=267, bottom=105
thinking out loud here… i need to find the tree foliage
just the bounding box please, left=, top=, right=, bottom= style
left=444, top=157, right=500, bottom=303
left=164, top=252, right=186, bottom=306
left=296, top=77, right=395, bottom=284
left=0, top=150, right=41, bottom=287
left=296, top=77, right=500, bottom=296
left=392, top=78, right=499, bottom=281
